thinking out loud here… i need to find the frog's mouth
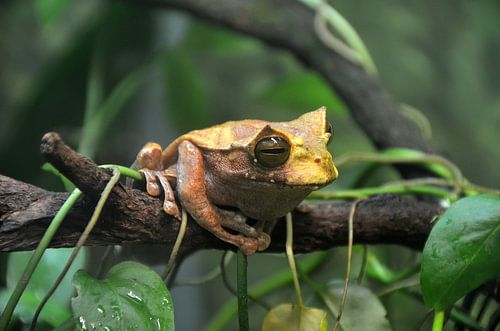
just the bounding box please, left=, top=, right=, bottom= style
left=284, top=180, right=333, bottom=191
left=283, top=162, right=339, bottom=188
left=259, top=178, right=335, bottom=191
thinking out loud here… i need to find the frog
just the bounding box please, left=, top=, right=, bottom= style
left=135, top=106, right=338, bottom=255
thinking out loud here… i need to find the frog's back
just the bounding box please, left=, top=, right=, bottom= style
left=184, top=119, right=269, bottom=150
left=161, top=119, right=267, bottom=165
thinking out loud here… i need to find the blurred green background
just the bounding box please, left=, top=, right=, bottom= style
left=0, top=0, right=498, bottom=330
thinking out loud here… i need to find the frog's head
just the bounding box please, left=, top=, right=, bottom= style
left=250, top=106, right=338, bottom=187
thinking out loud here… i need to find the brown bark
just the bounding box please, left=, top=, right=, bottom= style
left=0, top=133, right=441, bottom=253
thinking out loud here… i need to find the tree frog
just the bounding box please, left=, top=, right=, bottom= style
left=135, top=107, right=338, bottom=255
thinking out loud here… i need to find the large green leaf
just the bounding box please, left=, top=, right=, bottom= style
left=72, top=261, right=174, bottom=331
left=322, top=280, right=392, bottom=331
left=421, top=195, right=500, bottom=309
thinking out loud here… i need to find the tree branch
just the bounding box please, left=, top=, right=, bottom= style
left=0, top=133, right=441, bottom=253
left=130, top=0, right=433, bottom=153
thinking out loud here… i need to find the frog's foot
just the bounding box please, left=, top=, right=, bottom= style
left=255, top=232, right=271, bottom=252
left=220, top=210, right=271, bottom=252
left=136, top=141, right=180, bottom=219
left=239, top=238, right=260, bottom=256
left=140, top=168, right=181, bottom=220
left=136, top=142, right=163, bottom=170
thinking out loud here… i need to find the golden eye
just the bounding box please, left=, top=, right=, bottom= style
left=254, top=136, right=290, bottom=168
left=326, top=121, right=334, bottom=144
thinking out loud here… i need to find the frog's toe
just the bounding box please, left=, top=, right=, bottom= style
left=257, top=232, right=271, bottom=251
left=163, top=200, right=181, bottom=220
left=136, top=142, right=163, bottom=169
left=140, top=170, right=161, bottom=196
left=239, top=238, right=259, bottom=256
left=146, top=180, right=161, bottom=196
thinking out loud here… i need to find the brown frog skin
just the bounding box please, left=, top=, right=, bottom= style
left=135, top=106, right=338, bottom=255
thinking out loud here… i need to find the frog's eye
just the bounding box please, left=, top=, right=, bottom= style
left=325, top=121, right=334, bottom=144
left=254, top=136, right=291, bottom=168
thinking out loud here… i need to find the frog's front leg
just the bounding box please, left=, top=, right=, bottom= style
left=136, top=142, right=181, bottom=219
left=177, top=141, right=267, bottom=255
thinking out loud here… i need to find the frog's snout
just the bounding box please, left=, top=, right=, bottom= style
left=306, top=152, right=338, bottom=186
left=323, top=157, right=338, bottom=184
left=319, top=151, right=338, bottom=182
left=331, top=162, right=339, bottom=180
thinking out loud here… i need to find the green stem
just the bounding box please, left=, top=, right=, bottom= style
left=365, top=250, right=420, bottom=285
left=309, top=184, right=451, bottom=200
left=333, top=200, right=358, bottom=331
left=41, top=162, right=74, bottom=191
left=400, top=103, right=433, bottom=140
left=220, top=252, right=269, bottom=311
left=162, top=209, right=188, bottom=279
left=337, top=152, right=466, bottom=198
left=356, top=245, right=368, bottom=284
left=0, top=188, right=82, bottom=330
left=336, top=152, right=462, bottom=181
left=99, top=164, right=143, bottom=180
left=286, top=213, right=304, bottom=308
left=30, top=168, right=121, bottom=330
left=450, top=308, right=483, bottom=331
left=297, top=0, right=377, bottom=74
left=207, top=252, right=327, bottom=331
left=236, top=251, right=249, bottom=331
left=432, top=310, right=445, bottom=331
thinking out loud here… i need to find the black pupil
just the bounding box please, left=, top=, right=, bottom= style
left=262, top=147, right=286, bottom=154
left=254, top=136, right=290, bottom=168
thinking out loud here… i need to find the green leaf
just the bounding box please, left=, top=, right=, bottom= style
left=162, top=50, right=211, bottom=133
left=79, top=67, right=147, bottom=158
left=383, top=148, right=454, bottom=179
left=184, top=20, right=259, bottom=55
left=0, top=249, right=85, bottom=326
left=35, top=0, right=72, bottom=27
left=262, top=304, right=327, bottom=331
left=72, top=261, right=174, bottom=331
left=261, top=72, right=347, bottom=116
left=421, top=195, right=500, bottom=310
left=206, top=252, right=328, bottom=331
left=322, top=280, right=392, bottom=331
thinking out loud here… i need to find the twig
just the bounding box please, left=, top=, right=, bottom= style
left=0, top=133, right=442, bottom=253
